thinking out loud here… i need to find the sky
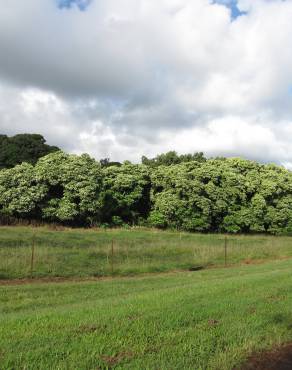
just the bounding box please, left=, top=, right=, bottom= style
left=1, top=0, right=292, bottom=166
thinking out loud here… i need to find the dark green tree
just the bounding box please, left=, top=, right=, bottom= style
left=0, top=134, right=59, bottom=169
left=101, top=163, right=151, bottom=225
left=100, top=158, right=122, bottom=167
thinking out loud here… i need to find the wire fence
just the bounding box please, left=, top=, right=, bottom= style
left=0, top=231, right=290, bottom=280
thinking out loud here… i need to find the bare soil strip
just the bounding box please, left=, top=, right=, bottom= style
left=239, top=344, right=292, bottom=370
left=1, top=257, right=292, bottom=287
left=0, top=270, right=188, bottom=286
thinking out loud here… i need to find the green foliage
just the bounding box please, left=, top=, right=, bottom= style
left=1, top=148, right=292, bottom=234
left=0, top=134, right=59, bottom=169
left=141, top=150, right=206, bottom=167
left=101, top=163, right=151, bottom=224
left=0, top=163, right=47, bottom=218
left=148, top=210, right=167, bottom=228
left=99, top=158, right=122, bottom=167
left=111, top=215, right=124, bottom=226
left=35, top=151, right=103, bottom=224
left=150, top=158, right=292, bottom=233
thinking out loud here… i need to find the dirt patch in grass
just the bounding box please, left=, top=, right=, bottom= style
left=188, top=265, right=204, bottom=271
left=0, top=276, right=102, bottom=286
left=78, top=324, right=100, bottom=333
left=100, top=351, right=134, bottom=367
left=239, top=344, right=292, bottom=370
left=0, top=269, right=206, bottom=286
left=208, top=319, right=220, bottom=327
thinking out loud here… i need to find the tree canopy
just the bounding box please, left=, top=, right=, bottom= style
left=0, top=134, right=59, bottom=169
left=1, top=148, right=292, bottom=234
left=141, top=151, right=206, bottom=167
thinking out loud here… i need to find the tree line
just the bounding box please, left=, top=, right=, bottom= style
left=1, top=135, right=292, bottom=234
left=0, top=134, right=59, bottom=169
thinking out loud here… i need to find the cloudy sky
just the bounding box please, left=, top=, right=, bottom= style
left=1, top=0, right=292, bottom=165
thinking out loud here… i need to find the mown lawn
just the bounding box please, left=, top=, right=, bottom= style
left=1, top=259, right=292, bottom=369
left=1, top=226, right=292, bottom=279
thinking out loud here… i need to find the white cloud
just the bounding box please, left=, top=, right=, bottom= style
left=0, top=0, right=292, bottom=165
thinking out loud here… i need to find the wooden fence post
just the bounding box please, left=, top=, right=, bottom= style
left=30, top=233, right=36, bottom=278
left=224, top=235, right=227, bottom=267
left=111, top=239, right=114, bottom=275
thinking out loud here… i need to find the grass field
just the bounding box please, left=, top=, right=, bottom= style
left=1, top=226, right=292, bottom=279
left=1, top=259, right=292, bottom=369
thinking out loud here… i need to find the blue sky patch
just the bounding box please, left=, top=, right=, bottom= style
left=212, top=0, right=247, bottom=20
left=57, top=0, right=92, bottom=11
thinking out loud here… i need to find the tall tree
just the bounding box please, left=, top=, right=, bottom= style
left=35, top=151, right=103, bottom=225
left=0, top=134, right=59, bottom=169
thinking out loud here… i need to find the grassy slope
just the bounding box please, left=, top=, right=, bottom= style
left=1, top=226, right=292, bottom=279
left=1, top=259, right=292, bottom=369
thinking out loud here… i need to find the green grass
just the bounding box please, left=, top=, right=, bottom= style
left=1, top=226, right=292, bottom=279
left=1, top=259, right=292, bottom=369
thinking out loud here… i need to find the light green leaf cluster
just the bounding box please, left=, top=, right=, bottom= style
left=0, top=163, right=47, bottom=216
left=150, top=158, right=292, bottom=233
left=35, top=151, right=103, bottom=222
left=2, top=151, right=292, bottom=234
